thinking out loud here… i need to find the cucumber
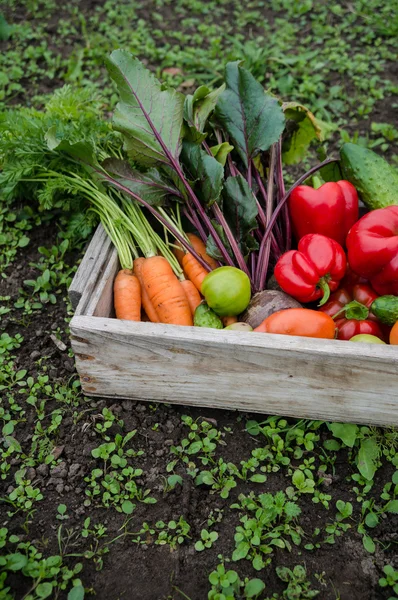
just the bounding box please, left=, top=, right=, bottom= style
left=371, top=296, right=398, bottom=326
left=194, top=302, right=223, bottom=329
left=340, top=143, right=398, bottom=210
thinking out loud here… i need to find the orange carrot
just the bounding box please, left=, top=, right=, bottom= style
left=222, top=315, right=238, bottom=327
left=173, top=244, right=186, bottom=266
left=187, top=233, right=218, bottom=270
left=133, top=258, right=160, bottom=323
left=181, top=252, right=210, bottom=292
left=174, top=233, right=218, bottom=292
left=181, top=279, right=202, bottom=315
left=114, top=269, right=141, bottom=321
left=141, top=256, right=193, bottom=326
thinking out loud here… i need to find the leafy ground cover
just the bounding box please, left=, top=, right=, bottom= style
left=0, top=1, right=398, bottom=599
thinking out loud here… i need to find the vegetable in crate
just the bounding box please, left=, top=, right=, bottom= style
left=224, top=322, right=253, bottom=331
left=201, top=267, right=251, bottom=316
left=254, top=308, right=336, bottom=339
left=320, top=284, right=379, bottom=321
left=181, top=279, right=202, bottom=315
left=390, top=321, right=398, bottom=345
left=346, top=206, right=398, bottom=295
left=371, top=296, right=398, bottom=326
left=174, top=233, right=218, bottom=292
left=240, top=290, right=301, bottom=329
left=333, top=317, right=384, bottom=341
left=102, top=50, right=340, bottom=296
left=340, top=143, right=398, bottom=210
left=134, top=258, right=160, bottom=323
left=114, top=269, right=141, bottom=321
left=319, top=284, right=386, bottom=341
left=274, top=234, right=346, bottom=305
left=142, top=257, right=193, bottom=326
left=350, top=334, right=385, bottom=344
left=288, top=180, right=358, bottom=246
left=194, top=302, right=223, bottom=329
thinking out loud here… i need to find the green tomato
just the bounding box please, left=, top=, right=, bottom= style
left=349, top=334, right=386, bottom=344
left=201, top=267, right=251, bottom=317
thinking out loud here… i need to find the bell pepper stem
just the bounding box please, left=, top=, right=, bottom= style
left=312, top=175, right=324, bottom=190
left=318, top=279, right=331, bottom=306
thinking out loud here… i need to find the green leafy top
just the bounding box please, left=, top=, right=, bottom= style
left=106, top=50, right=185, bottom=166
left=215, top=62, right=285, bottom=167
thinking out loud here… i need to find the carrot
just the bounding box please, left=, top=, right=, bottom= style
left=173, top=244, right=186, bottom=266
left=174, top=233, right=218, bottom=292
left=187, top=233, right=218, bottom=270
left=133, top=258, right=160, bottom=323
left=114, top=269, right=141, bottom=321
left=181, top=279, right=202, bottom=315
left=141, top=256, right=193, bottom=326
left=181, top=252, right=210, bottom=292
left=222, top=315, right=238, bottom=327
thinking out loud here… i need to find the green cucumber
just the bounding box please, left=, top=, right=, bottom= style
left=340, top=143, right=398, bottom=210
left=194, top=302, right=223, bottom=329
left=371, top=295, right=398, bottom=326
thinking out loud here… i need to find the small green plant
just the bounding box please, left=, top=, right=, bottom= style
left=1, top=468, right=44, bottom=518
left=304, top=501, right=352, bottom=551
left=56, top=504, right=69, bottom=521
left=276, top=565, right=320, bottom=599
left=170, top=415, right=227, bottom=466
left=162, top=473, right=183, bottom=493
left=246, top=418, right=322, bottom=470
left=195, top=459, right=237, bottom=499
left=85, top=431, right=155, bottom=511
left=195, top=529, right=219, bottom=552
left=81, top=517, right=107, bottom=540
left=130, top=518, right=191, bottom=550
left=208, top=563, right=265, bottom=599
left=93, top=407, right=123, bottom=440
left=0, top=332, right=23, bottom=356
left=0, top=528, right=85, bottom=599
left=327, top=422, right=397, bottom=481
left=379, top=564, right=398, bottom=599
left=231, top=491, right=302, bottom=570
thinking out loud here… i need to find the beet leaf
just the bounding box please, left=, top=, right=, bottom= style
left=214, top=62, right=285, bottom=169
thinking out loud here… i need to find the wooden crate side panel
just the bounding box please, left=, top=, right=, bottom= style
left=85, top=246, right=119, bottom=318
left=68, top=224, right=114, bottom=315
left=70, top=316, right=398, bottom=426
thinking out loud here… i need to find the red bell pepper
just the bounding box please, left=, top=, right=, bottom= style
left=274, top=233, right=346, bottom=305
left=346, top=206, right=398, bottom=295
left=319, top=284, right=386, bottom=341
left=288, top=180, right=359, bottom=246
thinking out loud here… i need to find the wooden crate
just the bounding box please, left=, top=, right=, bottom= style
left=68, top=225, right=398, bottom=426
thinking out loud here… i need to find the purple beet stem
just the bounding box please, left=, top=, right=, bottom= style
left=255, top=145, right=277, bottom=291
left=276, top=138, right=290, bottom=251
left=212, top=203, right=251, bottom=277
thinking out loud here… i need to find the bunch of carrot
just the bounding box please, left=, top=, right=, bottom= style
left=114, top=233, right=217, bottom=327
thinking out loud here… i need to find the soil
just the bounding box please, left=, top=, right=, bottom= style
left=1, top=220, right=397, bottom=600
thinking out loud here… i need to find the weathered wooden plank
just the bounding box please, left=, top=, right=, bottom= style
left=68, top=224, right=113, bottom=314
left=84, top=246, right=119, bottom=317
left=70, top=315, right=398, bottom=426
